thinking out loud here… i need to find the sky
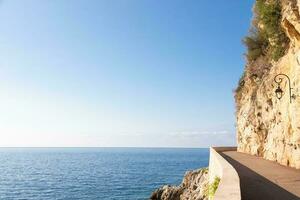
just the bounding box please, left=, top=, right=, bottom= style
left=0, top=0, right=254, bottom=147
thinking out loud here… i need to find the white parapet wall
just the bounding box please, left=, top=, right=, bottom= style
left=209, top=147, right=241, bottom=200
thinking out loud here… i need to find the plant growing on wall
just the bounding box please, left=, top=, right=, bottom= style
left=208, top=176, right=221, bottom=199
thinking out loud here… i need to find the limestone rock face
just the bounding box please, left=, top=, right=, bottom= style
left=150, top=168, right=209, bottom=200
left=236, top=0, right=300, bottom=169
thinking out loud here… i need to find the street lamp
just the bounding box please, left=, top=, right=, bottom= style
left=275, top=85, right=284, bottom=100
left=274, top=74, right=295, bottom=103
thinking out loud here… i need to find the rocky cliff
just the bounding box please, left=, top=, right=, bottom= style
left=150, top=168, right=209, bottom=200
left=235, top=0, right=300, bottom=169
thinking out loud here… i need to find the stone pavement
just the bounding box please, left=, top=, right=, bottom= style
left=220, top=151, right=300, bottom=200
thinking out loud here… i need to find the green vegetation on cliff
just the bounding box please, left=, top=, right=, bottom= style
left=243, top=0, right=289, bottom=62
left=236, top=0, right=290, bottom=100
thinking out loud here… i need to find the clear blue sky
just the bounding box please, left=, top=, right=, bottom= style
left=0, top=0, right=254, bottom=147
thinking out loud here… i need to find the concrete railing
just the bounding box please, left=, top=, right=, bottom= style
left=208, top=147, right=241, bottom=200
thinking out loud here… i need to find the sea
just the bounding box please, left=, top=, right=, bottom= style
left=0, top=148, right=209, bottom=200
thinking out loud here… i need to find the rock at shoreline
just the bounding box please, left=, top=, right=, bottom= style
left=150, top=168, right=209, bottom=200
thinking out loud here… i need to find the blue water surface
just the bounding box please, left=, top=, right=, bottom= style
left=0, top=148, right=209, bottom=200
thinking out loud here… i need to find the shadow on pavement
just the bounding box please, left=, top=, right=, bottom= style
left=220, top=152, right=300, bottom=200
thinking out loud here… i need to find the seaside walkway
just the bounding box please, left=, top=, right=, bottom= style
left=220, top=151, right=300, bottom=200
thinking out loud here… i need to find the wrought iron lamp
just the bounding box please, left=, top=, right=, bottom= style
left=275, top=85, right=284, bottom=100
left=274, top=74, right=295, bottom=103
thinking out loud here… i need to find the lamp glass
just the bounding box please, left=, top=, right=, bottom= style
left=275, top=87, right=283, bottom=100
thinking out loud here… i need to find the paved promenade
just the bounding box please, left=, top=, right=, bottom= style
left=220, top=151, right=300, bottom=200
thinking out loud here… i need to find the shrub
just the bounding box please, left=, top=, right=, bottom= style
left=235, top=72, right=246, bottom=94
left=209, top=176, right=221, bottom=198
left=243, top=30, right=267, bottom=61
left=202, top=167, right=209, bottom=173
left=243, top=0, right=289, bottom=62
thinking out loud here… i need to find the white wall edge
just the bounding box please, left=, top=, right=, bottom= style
left=208, top=147, right=241, bottom=200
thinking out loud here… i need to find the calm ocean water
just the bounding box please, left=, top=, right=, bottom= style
left=0, top=148, right=209, bottom=200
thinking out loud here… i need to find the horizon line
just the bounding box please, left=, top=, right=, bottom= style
left=0, top=146, right=211, bottom=149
